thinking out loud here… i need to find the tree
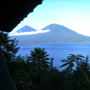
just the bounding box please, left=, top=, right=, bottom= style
left=60, top=54, right=90, bottom=89
left=27, top=48, right=51, bottom=85
left=0, top=31, right=19, bottom=90
left=0, top=31, right=19, bottom=62
left=60, top=54, right=85, bottom=72
left=74, top=55, right=90, bottom=86
left=27, top=48, right=51, bottom=72
left=76, top=55, right=90, bottom=72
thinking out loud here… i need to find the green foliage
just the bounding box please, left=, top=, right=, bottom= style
left=60, top=54, right=90, bottom=90
left=8, top=56, right=32, bottom=90
left=8, top=52, right=90, bottom=90
left=26, top=48, right=52, bottom=87
left=60, top=54, right=85, bottom=72
left=27, top=48, right=51, bottom=72
left=0, top=31, right=19, bottom=62
left=2, top=36, right=90, bottom=90
left=0, top=31, right=19, bottom=90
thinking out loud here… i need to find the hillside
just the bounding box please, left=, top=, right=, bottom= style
left=9, top=25, right=36, bottom=36
left=16, top=25, right=36, bottom=33
left=10, top=24, right=90, bottom=44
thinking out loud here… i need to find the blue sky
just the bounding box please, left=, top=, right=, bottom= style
left=12, top=0, right=90, bottom=36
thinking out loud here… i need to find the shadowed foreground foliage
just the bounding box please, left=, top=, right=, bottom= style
left=8, top=52, right=90, bottom=90
left=1, top=32, right=90, bottom=90
left=0, top=32, right=19, bottom=90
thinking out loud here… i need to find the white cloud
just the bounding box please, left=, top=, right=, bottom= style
left=9, top=29, right=50, bottom=36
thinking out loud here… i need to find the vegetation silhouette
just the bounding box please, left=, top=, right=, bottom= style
left=0, top=0, right=44, bottom=89
left=60, top=54, right=85, bottom=72
left=8, top=47, right=90, bottom=90
left=0, top=32, right=18, bottom=90
left=1, top=32, right=90, bottom=90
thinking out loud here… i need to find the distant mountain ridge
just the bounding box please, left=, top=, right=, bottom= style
left=16, top=25, right=36, bottom=33
left=9, top=25, right=37, bottom=36
left=43, top=24, right=70, bottom=31
left=10, top=24, right=90, bottom=44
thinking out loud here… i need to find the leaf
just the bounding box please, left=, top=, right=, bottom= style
left=61, top=59, right=68, bottom=62
left=60, top=63, right=69, bottom=67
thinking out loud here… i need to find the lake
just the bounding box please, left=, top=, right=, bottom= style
left=17, top=43, right=90, bottom=69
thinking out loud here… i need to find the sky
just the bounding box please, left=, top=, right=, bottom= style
left=12, top=0, right=90, bottom=36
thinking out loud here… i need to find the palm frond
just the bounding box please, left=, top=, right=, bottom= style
left=61, top=59, right=68, bottom=62
left=60, top=63, right=69, bottom=67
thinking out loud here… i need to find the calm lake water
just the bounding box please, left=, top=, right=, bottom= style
left=17, top=43, right=90, bottom=68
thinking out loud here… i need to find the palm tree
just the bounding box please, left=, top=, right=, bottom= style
left=27, top=48, right=51, bottom=85
left=76, top=55, right=90, bottom=71
left=60, top=54, right=90, bottom=87
left=60, top=54, right=85, bottom=72
left=27, top=48, right=51, bottom=72
left=75, top=55, right=90, bottom=83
